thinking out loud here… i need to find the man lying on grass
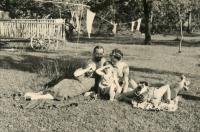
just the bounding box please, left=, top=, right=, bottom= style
left=118, top=75, right=190, bottom=111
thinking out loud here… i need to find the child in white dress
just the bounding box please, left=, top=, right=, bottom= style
left=96, top=62, right=122, bottom=101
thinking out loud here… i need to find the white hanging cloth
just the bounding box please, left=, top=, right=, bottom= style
left=70, top=11, right=75, bottom=24
left=86, top=9, right=96, bottom=38
left=136, top=18, right=142, bottom=31
left=131, top=21, right=135, bottom=32
left=75, top=13, right=80, bottom=33
left=112, top=23, right=117, bottom=34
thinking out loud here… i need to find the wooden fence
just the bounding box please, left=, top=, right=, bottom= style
left=0, top=19, right=65, bottom=41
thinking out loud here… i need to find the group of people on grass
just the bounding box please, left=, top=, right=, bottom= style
left=25, top=46, right=190, bottom=111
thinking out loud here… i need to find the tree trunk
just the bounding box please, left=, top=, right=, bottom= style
left=187, top=11, right=192, bottom=33
left=179, top=19, right=183, bottom=53
left=143, top=0, right=152, bottom=45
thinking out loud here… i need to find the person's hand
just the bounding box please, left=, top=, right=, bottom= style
left=88, top=63, right=96, bottom=71
left=165, top=99, right=171, bottom=104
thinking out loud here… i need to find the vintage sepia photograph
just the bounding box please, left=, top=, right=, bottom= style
left=0, top=0, right=199, bottom=131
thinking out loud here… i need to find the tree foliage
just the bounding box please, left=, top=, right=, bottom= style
left=151, top=0, right=193, bottom=33
left=0, top=0, right=199, bottom=33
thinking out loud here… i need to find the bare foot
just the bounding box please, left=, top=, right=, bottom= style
left=131, top=100, right=137, bottom=107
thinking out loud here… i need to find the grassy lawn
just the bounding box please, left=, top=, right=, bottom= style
left=0, top=35, right=199, bottom=132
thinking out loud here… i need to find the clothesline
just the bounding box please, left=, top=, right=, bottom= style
left=35, top=0, right=139, bottom=26
left=119, top=21, right=135, bottom=25
left=70, top=9, right=142, bottom=38
left=35, top=0, right=141, bottom=27
left=96, top=14, right=142, bottom=26
left=95, top=15, right=113, bottom=25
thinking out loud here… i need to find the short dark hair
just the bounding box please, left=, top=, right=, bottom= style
left=103, top=61, right=112, bottom=66
left=139, top=81, right=149, bottom=86
left=93, top=46, right=104, bottom=54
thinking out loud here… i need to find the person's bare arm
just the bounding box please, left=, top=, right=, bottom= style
left=74, top=63, right=96, bottom=77
left=96, top=65, right=111, bottom=76
left=122, top=64, right=129, bottom=93
left=74, top=68, right=90, bottom=77
left=113, top=71, right=122, bottom=93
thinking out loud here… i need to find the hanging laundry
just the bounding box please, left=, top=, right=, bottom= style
left=71, top=11, right=75, bottom=18
left=70, top=11, right=75, bottom=25
left=86, top=9, right=96, bottom=38
left=131, top=21, right=135, bottom=32
left=75, top=13, right=80, bottom=33
left=112, top=23, right=117, bottom=34
left=136, top=18, right=142, bottom=31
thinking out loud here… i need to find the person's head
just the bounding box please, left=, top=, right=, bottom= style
left=135, top=81, right=149, bottom=96
left=93, top=46, right=104, bottom=62
left=103, top=61, right=113, bottom=74
left=110, top=48, right=123, bottom=64
left=134, top=81, right=149, bottom=103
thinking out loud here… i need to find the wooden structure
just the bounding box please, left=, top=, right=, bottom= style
left=0, top=19, right=65, bottom=50
left=0, top=19, right=65, bottom=40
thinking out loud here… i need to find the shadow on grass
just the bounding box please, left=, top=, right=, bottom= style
left=0, top=45, right=59, bottom=54
left=1, top=34, right=200, bottom=49
left=163, top=32, right=200, bottom=37
left=180, top=93, right=200, bottom=101
left=0, top=54, right=88, bottom=87
left=182, top=32, right=200, bottom=37
left=130, top=66, right=183, bottom=77
left=153, top=39, right=200, bottom=47
left=71, top=36, right=145, bottom=45
left=70, top=35, right=200, bottom=47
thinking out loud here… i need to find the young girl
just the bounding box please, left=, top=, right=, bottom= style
left=96, top=62, right=122, bottom=101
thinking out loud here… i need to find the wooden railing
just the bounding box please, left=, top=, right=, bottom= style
left=0, top=19, right=65, bottom=41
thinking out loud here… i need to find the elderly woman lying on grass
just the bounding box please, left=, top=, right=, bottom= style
left=25, top=46, right=106, bottom=100
left=118, top=75, right=190, bottom=111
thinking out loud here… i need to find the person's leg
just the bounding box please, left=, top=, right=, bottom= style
left=117, top=94, right=133, bottom=103
left=115, top=90, right=136, bottom=104
left=30, top=93, right=54, bottom=100
left=129, top=79, right=138, bottom=89
left=91, top=74, right=101, bottom=93
left=25, top=92, right=54, bottom=100
left=109, top=85, right=116, bottom=101
left=84, top=91, right=95, bottom=97
left=116, top=85, right=122, bottom=94
left=153, top=84, right=171, bottom=101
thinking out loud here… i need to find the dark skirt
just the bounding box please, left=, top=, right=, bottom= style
left=47, top=77, right=95, bottom=98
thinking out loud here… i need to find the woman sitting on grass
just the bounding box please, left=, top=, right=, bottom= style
left=109, top=49, right=131, bottom=94
left=25, top=46, right=106, bottom=100
left=96, top=61, right=122, bottom=101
